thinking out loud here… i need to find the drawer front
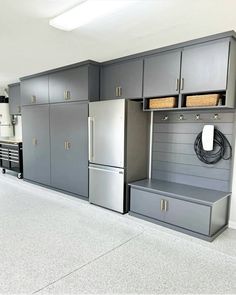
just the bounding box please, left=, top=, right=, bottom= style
left=130, top=188, right=165, bottom=221
left=164, top=196, right=211, bottom=235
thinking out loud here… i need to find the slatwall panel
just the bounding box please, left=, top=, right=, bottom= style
left=152, top=110, right=235, bottom=192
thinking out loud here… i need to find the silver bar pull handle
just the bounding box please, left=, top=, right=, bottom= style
left=32, top=138, right=37, bottom=146
left=119, top=86, right=122, bottom=97
left=88, top=117, right=94, bottom=161
left=31, top=95, right=36, bottom=103
left=67, top=90, right=71, bottom=100
left=164, top=200, right=168, bottom=212
left=160, top=199, right=165, bottom=211
left=176, top=78, right=179, bottom=91
left=64, top=141, right=67, bottom=150
left=115, top=87, right=119, bottom=97
left=180, top=78, right=184, bottom=90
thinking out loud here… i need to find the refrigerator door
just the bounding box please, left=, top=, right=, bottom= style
left=89, top=164, right=125, bottom=213
left=88, top=99, right=125, bottom=168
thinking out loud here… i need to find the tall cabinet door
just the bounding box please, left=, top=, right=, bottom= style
left=22, top=105, right=50, bottom=185
left=143, top=50, right=181, bottom=97
left=50, top=102, right=88, bottom=197
left=181, top=39, right=230, bottom=93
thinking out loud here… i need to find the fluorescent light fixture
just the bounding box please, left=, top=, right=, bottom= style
left=49, top=0, right=135, bottom=31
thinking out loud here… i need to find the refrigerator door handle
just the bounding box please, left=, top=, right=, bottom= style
left=89, top=166, right=123, bottom=175
left=88, top=117, right=94, bottom=161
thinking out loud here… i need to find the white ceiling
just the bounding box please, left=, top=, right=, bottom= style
left=1, top=0, right=236, bottom=88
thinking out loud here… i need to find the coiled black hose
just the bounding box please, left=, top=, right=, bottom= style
left=194, top=128, right=232, bottom=164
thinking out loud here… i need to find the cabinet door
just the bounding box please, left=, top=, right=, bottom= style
left=130, top=189, right=165, bottom=221
left=21, top=76, right=49, bottom=106
left=143, top=50, right=181, bottom=97
left=100, top=59, right=143, bottom=100
left=50, top=102, right=88, bottom=197
left=22, top=105, right=50, bottom=185
left=49, top=66, right=88, bottom=103
left=9, top=84, right=21, bottom=114
left=164, top=197, right=211, bottom=235
left=181, top=39, right=230, bottom=93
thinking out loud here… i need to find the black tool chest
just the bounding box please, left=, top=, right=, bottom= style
left=0, top=141, right=23, bottom=179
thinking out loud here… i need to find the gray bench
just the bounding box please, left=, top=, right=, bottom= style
left=129, top=179, right=230, bottom=241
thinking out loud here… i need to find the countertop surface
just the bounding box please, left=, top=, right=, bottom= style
left=0, top=139, right=22, bottom=144
left=129, top=179, right=231, bottom=205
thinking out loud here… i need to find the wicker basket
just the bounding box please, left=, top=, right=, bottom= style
left=149, top=97, right=177, bottom=109
left=186, top=94, right=220, bottom=107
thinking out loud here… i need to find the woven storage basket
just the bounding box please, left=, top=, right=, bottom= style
left=186, top=94, right=220, bottom=107
left=149, top=97, right=177, bottom=109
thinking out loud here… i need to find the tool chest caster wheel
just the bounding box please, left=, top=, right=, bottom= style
left=2, top=168, right=6, bottom=174
left=17, top=173, right=23, bottom=179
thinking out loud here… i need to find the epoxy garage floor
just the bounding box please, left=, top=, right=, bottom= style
left=0, top=174, right=236, bottom=294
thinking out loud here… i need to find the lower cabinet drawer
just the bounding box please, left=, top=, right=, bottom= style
left=130, top=188, right=211, bottom=236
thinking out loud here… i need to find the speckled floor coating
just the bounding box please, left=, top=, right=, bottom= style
left=0, top=173, right=235, bottom=294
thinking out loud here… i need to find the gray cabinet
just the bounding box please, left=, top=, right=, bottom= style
left=181, top=39, right=230, bottom=93
left=21, top=76, right=49, bottom=106
left=130, top=188, right=211, bottom=235
left=22, top=105, right=50, bottom=185
left=50, top=102, right=88, bottom=197
left=8, top=83, right=21, bottom=114
left=49, top=66, right=98, bottom=103
left=143, top=51, right=181, bottom=97
left=130, top=179, right=230, bottom=240
left=100, top=59, right=143, bottom=100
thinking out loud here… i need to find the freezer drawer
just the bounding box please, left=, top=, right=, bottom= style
left=89, top=164, right=125, bottom=213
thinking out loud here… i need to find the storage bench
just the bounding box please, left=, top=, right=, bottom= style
left=129, top=179, right=230, bottom=241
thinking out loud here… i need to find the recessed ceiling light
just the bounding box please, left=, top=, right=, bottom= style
left=49, top=0, right=136, bottom=31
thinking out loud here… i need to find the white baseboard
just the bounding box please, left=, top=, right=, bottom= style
left=229, top=220, right=236, bottom=229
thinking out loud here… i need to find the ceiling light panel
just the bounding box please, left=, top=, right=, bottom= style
left=49, top=0, right=136, bottom=31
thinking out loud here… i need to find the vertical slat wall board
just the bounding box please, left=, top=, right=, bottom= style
left=152, top=110, right=235, bottom=192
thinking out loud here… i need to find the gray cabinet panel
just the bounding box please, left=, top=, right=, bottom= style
left=164, top=196, right=210, bottom=235
left=22, top=105, right=50, bottom=185
left=49, top=66, right=89, bottom=103
left=50, top=102, right=88, bottom=197
left=143, top=51, right=181, bottom=97
left=100, top=59, right=143, bottom=100
left=130, top=189, right=165, bottom=221
left=21, top=76, right=49, bottom=106
left=8, top=83, right=21, bottom=114
left=181, top=39, right=230, bottom=93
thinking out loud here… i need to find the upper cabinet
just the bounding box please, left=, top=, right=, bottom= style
left=49, top=64, right=99, bottom=103
left=180, top=39, right=230, bottom=94
left=20, top=62, right=99, bottom=106
left=143, top=50, right=181, bottom=97
left=143, top=37, right=236, bottom=110
left=8, top=83, right=21, bottom=114
left=21, top=76, right=49, bottom=106
left=100, top=59, right=143, bottom=100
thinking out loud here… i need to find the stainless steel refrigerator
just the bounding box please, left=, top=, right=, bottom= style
left=88, top=99, right=149, bottom=213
